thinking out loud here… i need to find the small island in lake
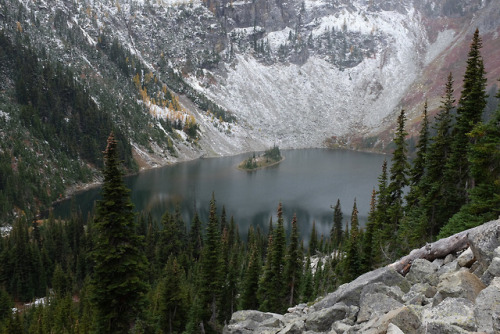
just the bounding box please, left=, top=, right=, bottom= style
left=238, top=145, right=284, bottom=171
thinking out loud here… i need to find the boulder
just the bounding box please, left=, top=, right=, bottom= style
left=443, top=253, right=456, bottom=265
left=386, top=323, right=404, bottom=334
left=331, top=321, right=352, bottom=334
left=474, top=277, right=500, bottom=333
left=423, top=297, right=476, bottom=332
left=468, top=219, right=500, bottom=269
left=278, top=320, right=305, bottom=334
left=357, top=292, right=403, bottom=323
left=425, top=322, right=471, bottom=334
left=437, top=270, right=486, bottom=303
left=305, top=303, right=349, bottom=332
left=356, top=306, right=421, bottom=334
left=457, top=247, right=475, bottom=267
left=311, top=267, right=410, bottom=311
left=224, top=311, right=284, bottom=334
left=406, top=259, right=439, bottom=286
left=437, top=260, right=459, bottom=275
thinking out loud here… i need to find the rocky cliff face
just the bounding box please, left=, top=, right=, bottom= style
left=224, top=220, right=500, bottom=333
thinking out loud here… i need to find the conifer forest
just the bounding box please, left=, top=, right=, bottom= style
left=1, top=22, right=500, bottom=334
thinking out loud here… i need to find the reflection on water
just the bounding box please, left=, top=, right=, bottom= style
left=54, top=149, right=387, bottom=241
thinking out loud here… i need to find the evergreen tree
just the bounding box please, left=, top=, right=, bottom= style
left=421, top=73, right=455, bottom=237
left=373, top=159, right=389, bottom=263
left=284, top=214, right=302, bottom=307
left=309, top=221, right=318, bottom=255
left=361, top=189, right=376, bottom=273
left=158, top=255, right=187, bottom=334
left=299, top=255, right=314, bottom=303
left=443, top=28, right=487, bottom=219
left=189, top=211, right=203, bottom=261
left=440, top=81, right=500, bottom=236
left=341, top=199, right=361, bottom=283
left=330, top=199, right=343, bottom=249
left=386, top=110, right=410, bottom=239
left=198, top=194, right=224, bottom=333
left=90, top=132, right=148, bottom=333
left=240, top=241, right=261, bottom=310
left=406, top=101, right=429, bottom=208
left=258, top=203, right=286, bottom=313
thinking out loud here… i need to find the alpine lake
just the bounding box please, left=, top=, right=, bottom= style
left=53, top=149, right=387, bottom=240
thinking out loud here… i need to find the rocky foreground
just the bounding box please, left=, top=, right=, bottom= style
left=224, top=220, right=500, bottom=334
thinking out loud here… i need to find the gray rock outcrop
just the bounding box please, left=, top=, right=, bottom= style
left=224, top=220, right=500, bottom=334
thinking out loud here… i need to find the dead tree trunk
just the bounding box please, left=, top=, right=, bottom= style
left=389, top=230, right=470, bottom=275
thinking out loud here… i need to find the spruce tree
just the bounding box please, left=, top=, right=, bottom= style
left=341, top=199, right=361, bottom=283
left=414, top=73, right=455, bottom=239
left=386, top=110, right=410, bottom=237
left=90, top=132, right=148, bottom=333
left=270, top=203, right=287, bottom=312
left=361, top=189, right=376, bottom=273
left=309, top=220, right=318, bottom=255
left=330, top=199, right=343, bottom=249
left=284, top=214, right=302, bottom=307
left=439, top=81, right=500, bottom=236
left=240, top=242, right=261, bottom=310
left=406, top=101, right=429, bottom=208
left=443, top=28, right=487, bottom=218
left=198, top=194, right=224, bottom=333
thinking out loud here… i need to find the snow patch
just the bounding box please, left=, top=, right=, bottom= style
left=425, top=29, right=456, bottom=65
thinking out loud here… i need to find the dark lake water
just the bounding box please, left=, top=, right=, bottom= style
left=53, top=149, right=387, bottom=240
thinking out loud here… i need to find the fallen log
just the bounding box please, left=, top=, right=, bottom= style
left=389, top=230, right=470, bottom=275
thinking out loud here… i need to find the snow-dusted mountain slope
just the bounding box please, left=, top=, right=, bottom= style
left=3, top=0, right=500, bottom=159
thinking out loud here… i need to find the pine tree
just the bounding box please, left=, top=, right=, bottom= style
left=330, top=199, right=343, bottom=249
left=90, top=132, right=148, bottom=333
left=361, top=189, right=376, bottom=273
left=240, top=241, right=261, bottom=310
left=258, top=203, right=286, bottom=313
left=158, top=255, right=187, bottom=334
left=406, top=101, right=429, bottom=209
left=284, top=214, right=302, bottom=307
left=189, top=211, right=203, bottom=261
left=198, top=193, right=224, bottom=333
left=341, top=199, right=361, bottom=283
left=309, top=220, right=318, bottom=255
left=443, top=28, right=488, bottom=219
left=439, top=81, right=500, bottom=236
left=386, top=110, right=410, bottom=238
left=420, top=73, right=455, bottom=237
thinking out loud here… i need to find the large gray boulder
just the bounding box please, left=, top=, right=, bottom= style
left=423, top=297, right=476, bottom=332
left=475, top=277, right=500, bottom=333
left=457, top=247, right=475, bottom=267
left=311, top=267, right=410, bottom=311
left=356, top=306, right=421, bottom=334
left=304, top=303, right=349, bottom=332
left=436, top=270, right=486, bottom=303
left=224, top=310, right=284, bottom=334
left=468, top=219, right=500, bottom=268
left=357, top=292, right=403, bottom=323
left=406, top=259, right=439, bottom=286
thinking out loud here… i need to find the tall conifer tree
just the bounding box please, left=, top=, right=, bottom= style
left=284, top=214, right=302, bottom=307
left=422, top=73, right=455, bottom=237
left=330, top=199, right=343, bottom=249
left=90, top=132, right=148, bottom=333
left=387, top=110, right=410, bottom=235
left=444, top=28, right=487, bottom=216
